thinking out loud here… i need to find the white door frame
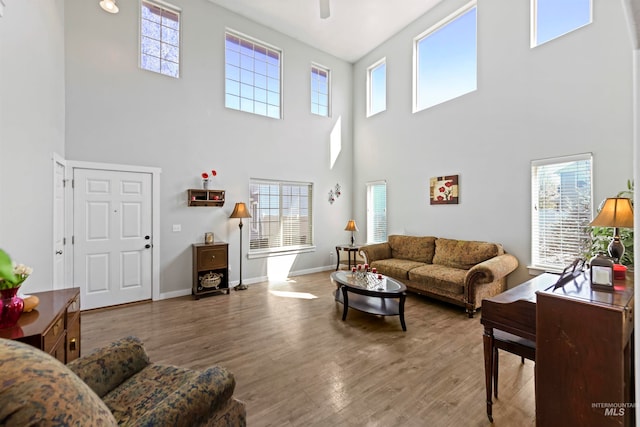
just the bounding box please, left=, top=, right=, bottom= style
left=67, top=160, right=161, bottom=302
left=52, top=153, right=70, bottom=289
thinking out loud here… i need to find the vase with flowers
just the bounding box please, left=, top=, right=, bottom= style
left=201, top=169, right=218, bottom=190
left=0, top=249, right=32, bottom=328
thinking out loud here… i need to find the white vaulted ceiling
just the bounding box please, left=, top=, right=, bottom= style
left=207, top=0, right=444, bottom=63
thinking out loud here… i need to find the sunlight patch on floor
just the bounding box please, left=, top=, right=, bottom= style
left=269, top=290, right=318, bottom=299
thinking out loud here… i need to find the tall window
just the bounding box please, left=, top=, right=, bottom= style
left=531, top=0, right=592, bottom=47
left=531, top=153, right=592, bottom=271
left=311, top=65, right=330, bottom=117
left=367, top=58, right=386, bottom=117
left=225, top=32, right=282, bottom=119
left=413, top=2, right=477, bottom=112
left=140, top=1, right=180, bottom=78
left=366, top=181, right=387, bottom=243
left=249, top=180, right=313, bottom=254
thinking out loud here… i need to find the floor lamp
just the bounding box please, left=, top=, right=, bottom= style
left=230, top=202, right=251, bottom=290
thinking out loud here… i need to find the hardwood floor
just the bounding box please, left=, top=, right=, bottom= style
left=81, top=271, right=535, bottom=426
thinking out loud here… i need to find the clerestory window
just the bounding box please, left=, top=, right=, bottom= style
left=225, top=31, right=282, bottom=119
left=140, top=0, right=180, bottom=78
left=413, top=1, right=477, bottom=112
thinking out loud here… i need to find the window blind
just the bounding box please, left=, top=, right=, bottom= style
left=531, top=153, right=592, bottom=271
left=367, top=181, right=387, bottom=243
left=249, top=180, right=313, bottom=253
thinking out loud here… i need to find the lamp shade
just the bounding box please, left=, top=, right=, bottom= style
left=344, top=220, right=358, bottom=232
left=229, top=202, right=251, bottom=219
left=589, top=198, right=634, bottom=228
left=99, top=0, right=119, bottom=13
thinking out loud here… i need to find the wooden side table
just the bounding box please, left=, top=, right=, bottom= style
left=335, top=244, right=363, bottom=271
left=192, top=242, right=229, bottom=299
left=0, top=288, right=81, bottom=363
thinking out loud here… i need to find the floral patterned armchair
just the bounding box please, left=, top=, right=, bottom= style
left=0, top=336, right=246, bottom=426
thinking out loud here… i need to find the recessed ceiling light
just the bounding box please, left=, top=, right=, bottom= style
left=99, top=0, right=119, bottom=14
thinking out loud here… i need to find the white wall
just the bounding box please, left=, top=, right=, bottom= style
left=0, top=0, right=66, bottom=292
left=353, top=0, right=634, bottom=285
left=1, top=0, right=635, bottom=295
left=63, top=0, right=354, bottom=294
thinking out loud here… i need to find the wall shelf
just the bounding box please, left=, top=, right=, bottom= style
left=188, top=189, right=225, bottom=207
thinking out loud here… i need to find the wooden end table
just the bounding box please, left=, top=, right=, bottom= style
left=335, top=244, right=363, bottom=271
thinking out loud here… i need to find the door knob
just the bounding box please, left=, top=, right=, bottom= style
left=145, top=244, right=151, bottom=249
left=55, top=250, right=63, bottom=255
left=145, top=235, right=150, bottom=240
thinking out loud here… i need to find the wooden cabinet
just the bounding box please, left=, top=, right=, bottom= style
left=536, top=275, right=634, bottom=426
left=188, top=189, right=225, bottom=207
left=192, top=243, right=229, bottom=299
left=0, top=288, right=81, bottom=363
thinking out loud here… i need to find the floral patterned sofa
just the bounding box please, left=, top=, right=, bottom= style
left=360, top=235, right=518, bottom=317
left=0, top=336, right=246, bottom=426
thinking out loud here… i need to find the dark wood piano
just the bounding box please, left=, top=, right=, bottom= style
left=481, top=271, right=634, bottom=426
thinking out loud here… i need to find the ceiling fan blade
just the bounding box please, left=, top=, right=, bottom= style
left=319, top=0, right=330, bottom=19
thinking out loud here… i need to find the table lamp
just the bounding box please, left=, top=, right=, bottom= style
left=589, top=197, right=634, bottom=263
left=344, top=220, right=358, bottom=246
left=229, top=202, right=252, bottom=290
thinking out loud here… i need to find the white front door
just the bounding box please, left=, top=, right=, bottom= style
left=73, top=168, right=153, bottom=310
left=53, top=158, right=67, bottom=289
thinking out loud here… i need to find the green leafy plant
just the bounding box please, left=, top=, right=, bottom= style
left=588, top=180, right=634, bottom=266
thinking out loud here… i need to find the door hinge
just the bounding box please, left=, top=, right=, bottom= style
left=71, top=179, right=75, bottom=188
left=72, top=236, right=75, bottom=245
left=63, top=237, right=66, bottom=245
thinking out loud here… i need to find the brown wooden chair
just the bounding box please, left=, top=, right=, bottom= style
left=489, top=329, right=535, bottom=420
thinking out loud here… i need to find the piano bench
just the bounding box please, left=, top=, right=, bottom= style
left=492, top=329, right=535, bottom=400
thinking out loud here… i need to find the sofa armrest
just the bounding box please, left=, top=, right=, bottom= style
left=134, top=366, right=237, bottom=427
left=359, top=242, right=391, bottom=264
left=465, top=253, right=518, bottom=287
left=67, top=336, right=150, bottom=398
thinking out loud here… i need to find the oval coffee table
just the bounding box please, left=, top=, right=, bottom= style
left=330, top=271, right=407, bottom=331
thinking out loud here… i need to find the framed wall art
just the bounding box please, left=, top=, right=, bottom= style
left=430, top=175, right=459, bottom=205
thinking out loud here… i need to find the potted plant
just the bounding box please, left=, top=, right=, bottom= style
left=0, top=249, right=32, bottom=328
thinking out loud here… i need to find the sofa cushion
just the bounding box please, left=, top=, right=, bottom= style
left=0, top=338, right=118, bottom=426
left=371, top=259, right=426, bottom=280
left=408, top=264, right=467, bottom=295
left=388, top=235, right=436, bottom=264
left=432, top=238, right=503, bottom=270
left=68, top=335, right=150, bottom=398
left=104, top=363, right=236, bottom=426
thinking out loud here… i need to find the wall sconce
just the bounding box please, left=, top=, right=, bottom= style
left=328, top=189, right=335, bottom=204
left=99, top=0, right=119, bottom=14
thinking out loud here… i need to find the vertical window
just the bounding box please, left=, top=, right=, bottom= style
left=366, top=181, right=387, bottom=243
left=531, top=0, right=592, bottom=47
left=311, top=64, right=330, bottom=117
left=249, top=179, right=313, bottom=253
left=531, top=153, right=592, bottom=271
left=413, top=2, right=477, bottom=112
left=367, top=58, right=386, bottom=117
left=225, top=32, right=282, bottom=119
left=140, top=1, right=180, bottom=78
